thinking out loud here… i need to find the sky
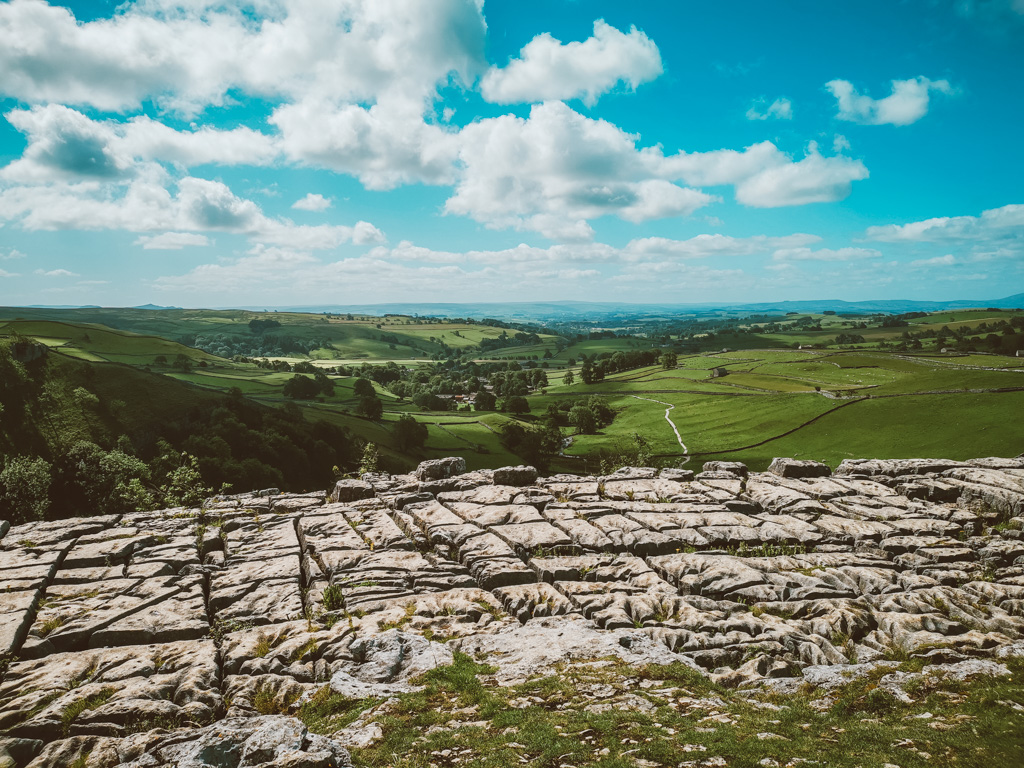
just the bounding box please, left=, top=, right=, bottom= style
left=0, top=0, right=1022, bottom=308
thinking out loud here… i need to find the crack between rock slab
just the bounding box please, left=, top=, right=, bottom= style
left=7, top=537, right=75, bottom=662
left=292, top=514, right=313, bottom=620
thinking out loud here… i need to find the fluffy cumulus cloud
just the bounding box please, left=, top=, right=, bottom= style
left=292, top=193, right=332, bottom=212
left=0, top=174, right=383, bottom=249
left=270, top=98, right=461, bottom=189
left=448, top=103, right=869, bottom=238
left=826, top=77, right=953, bottom=126
left=730, top=145, right=869, bottom=208
left=655, top=141, right=868, bottom=208
left=865, top=204, right=1024, bottom=242
left=0, top=0, right=883, bottom=269
left=746, top=97, right=793, bottom=121
left=2, top=105, right=279, bottom=183
left=0, top=0, right=487, bottom=113
left=480, top=20, right=663, bottom=106
left=448, top=102, right=717, bottom=239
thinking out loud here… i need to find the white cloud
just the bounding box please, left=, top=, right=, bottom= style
left=0, top=0, right=487, bottom=114
left=270, top=98, right=460, bottom=189
left=0, top=2, right=875, bottom=248
left=746, top=97, right=792, bottom=121
left=445, top=104, right=869, bottom=237
left=34, top=268, right=79, bottom=277
left=1, top=248, right=26, bottom=260
left=368, top=232, right=828, bottom=270
left=292, top=193, right=332, bottom=212
left=480, top=20, right=662, bottom=106
left=0, top=174, right=384, bottom=250
left=624, top=233, right=820, bottom=260
left=910, top=254, right=957, bottom=267
left=135, top=232, right=211, bottom=249
left=865, top=203, right=1024, bottom=242
left=826, top=77, right=952, bottom=126
left=447, top=102, right=716, bottom=239
left=0, top=268, right=19, bottom=278
left=655, top=140, right=868, bottom=207
left=772, top=246, right=882, bottom=262
left=733, top=146, right=869, bottom=207
left=2, top=105, right=278, bottom=183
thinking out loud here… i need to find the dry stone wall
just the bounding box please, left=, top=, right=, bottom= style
left=2, top=456, right=1024, bottom=766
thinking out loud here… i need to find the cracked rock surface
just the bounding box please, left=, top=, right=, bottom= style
left=3, top=456, right=1024, bottom=765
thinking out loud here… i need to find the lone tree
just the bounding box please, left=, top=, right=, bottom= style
left=353, top=377, right=375, bottom=397
left=474, top=391, right=497, bottom=411
left=283, top=374, right=321, bottom=399
left=563, top=370, right=575, bottom=386
left=357, top=395, right=384, bottom=420
left=568, top=404, right=597, bottom=434
left=505, top=395, right=530, bottom=415
left=394, top=414, right=428, bottom=452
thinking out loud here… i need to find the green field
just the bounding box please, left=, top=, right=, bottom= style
left=3, top=306, right=1022, bottom=476
left=535, top=347, right=1024, bottom=471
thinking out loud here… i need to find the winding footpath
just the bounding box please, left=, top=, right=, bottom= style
left=630, top=394, right=689, bottom=464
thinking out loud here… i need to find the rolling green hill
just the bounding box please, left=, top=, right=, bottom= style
left=3, top=306, right=1023, bottom=510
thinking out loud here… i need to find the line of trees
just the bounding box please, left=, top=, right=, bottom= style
left=0, top=340, right=360, bottom=524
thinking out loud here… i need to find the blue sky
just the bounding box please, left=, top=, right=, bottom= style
left=0, top=0, right=1021, bottom=307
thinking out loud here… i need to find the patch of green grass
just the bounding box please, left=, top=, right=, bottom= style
left=346, top=652, right=1024, bottom=768
left=322, top=583, right=345, bottom=612
left=288, top=637, right=319, bottom=663
left=298, top=686, right=380, bottom=734
left=379, top=602, right=417, bottom=632
left=38, top=615, right=66, bottom=637
left=253, top=681, right=302, bottom=715
left=61, top=687, right=115, bottom=734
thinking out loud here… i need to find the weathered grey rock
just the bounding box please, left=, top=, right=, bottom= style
left=701, top=461, right=749, bottom=478
left=328, top=630, right=453, bottom=697
left=330, top=479, right=375, bottom=503
left=5, top=456, right=1024, bottom=759
left=659, top=468, right=695, bottom=482
left=452, top=614, right=699, bottom=684
left=492, top=465, right=539, bottom=486
left=1, top=640, right=221, bottom=739
left=767, top=458, right=832, bottom=478
left=415, top=457, right=467, bottom=481
left=835, top=458, right=964, bottom=478
left=118, top=716, right=352, bottom=767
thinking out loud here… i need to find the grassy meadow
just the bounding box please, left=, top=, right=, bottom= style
left=2, top=306, right=1022, bottom=475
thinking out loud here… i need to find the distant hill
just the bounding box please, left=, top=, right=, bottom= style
left=262, top=293, right=1024, bottom=321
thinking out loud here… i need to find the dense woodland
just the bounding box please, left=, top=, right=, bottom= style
left=0, top=339, right=361, bottom=524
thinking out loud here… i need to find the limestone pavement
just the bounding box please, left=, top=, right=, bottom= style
left=2, top=454, right=1024, bottom=766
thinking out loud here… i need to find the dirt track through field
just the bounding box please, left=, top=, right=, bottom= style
left=630, top=395, right=689, bottom=464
